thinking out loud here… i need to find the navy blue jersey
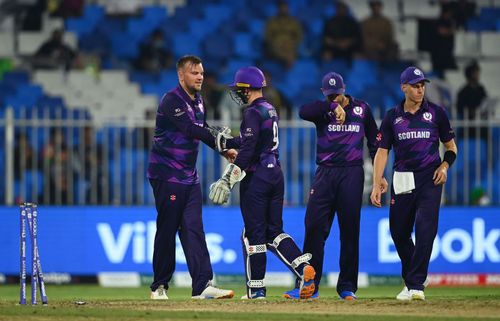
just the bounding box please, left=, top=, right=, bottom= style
left=299, top=96, right=378, bottom=167
left=147, top=85, right=216, bottom=184
left=228, top=97, right=280, bottom=172
left=379, top=99, right=455, bottom=172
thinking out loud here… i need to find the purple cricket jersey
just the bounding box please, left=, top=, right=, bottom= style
left=228, top=97, right=280, bottom=173
left=379, top=99, right=455, bottom=172
left=147, top=85, right=216, bottom=184
left=299, top=96, right=378, bottom=167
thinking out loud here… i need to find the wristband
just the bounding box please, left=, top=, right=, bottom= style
left=443, top=150, right=456, bottom=167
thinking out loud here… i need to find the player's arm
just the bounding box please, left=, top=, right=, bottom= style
left=370, top=111, right=394, bottom=207
left=299, top=100, right=343, bottom=124
left=433, top=139, right=457, bottom=185
left=433, top=106, right=458, bottom=185
left=370, top=148, right=389, bottom=208
left=364, top=104, right=379, bottom=162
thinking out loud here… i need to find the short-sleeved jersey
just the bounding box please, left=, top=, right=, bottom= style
left=378, top=99, right=455, bottom=172
left=147, top=85, right=215, bottom=185
left=299, top=96, right=378, bottom=167
left=229, top=97, right=280, bottom=173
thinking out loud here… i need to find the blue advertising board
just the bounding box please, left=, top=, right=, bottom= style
left=0, top=207, right=499, bottom=275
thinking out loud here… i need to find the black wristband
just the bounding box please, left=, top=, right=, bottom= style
left=443, top=150, right=456, bottom=167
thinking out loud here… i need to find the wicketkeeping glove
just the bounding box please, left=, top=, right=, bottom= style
left=209, top=163, right=246, bottom=205
left=207, top=125, right=233, bottom=153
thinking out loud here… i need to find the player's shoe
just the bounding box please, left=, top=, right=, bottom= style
left=339, top=291, right=357, bottom=301
left=409, top=289, right=425, bottom=301
left=150, top=285, right=168, bottom=300
left=241, top=289, right=266, bottom=300
left=283, top=287, right=319, bottom=299
left=396, top=286, right=411, bottom=301
left=298, top=264, right=316, bottom=299
left=191, top=285, right=234, bottom=299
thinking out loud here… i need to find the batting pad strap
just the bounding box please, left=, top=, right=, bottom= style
left=247, top=244, right=267, bottom=256
left=247, top=279, right=265, bottom=288
left=271, top=233, right=292, bottom=248
left=291, top=253, right=312, bottom=269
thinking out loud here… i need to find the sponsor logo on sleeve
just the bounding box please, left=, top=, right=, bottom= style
left=244, top=128, right=253, bottom=137
left=174, top=108, right=185, bottom=117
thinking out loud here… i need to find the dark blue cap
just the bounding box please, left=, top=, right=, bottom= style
left=400, top=66, right=430, bottom=85
left=321, top=71, right=345, bottom=96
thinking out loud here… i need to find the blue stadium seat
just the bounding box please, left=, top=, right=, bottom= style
left=3, top=71, right=29, bottom=85
left=129, top=71, right=158, bottom=85
left=233, top=33, right=260, bottom=59
left=219, top=58, right=255, bottom=84
left=83, top=4, right=105, bottom=23
left=111, top=33, right=139, bottom=59
left=188, top=19, right=221, bottom=39
left=127, top=18, right=158, bottom=41
left=142, top=5, right=168, bottom=23
left=79, top=32, right=110, bottom=54
left=66, top=18, right=96, bottom=37
left=172, top=33, right=202, bottom=58
left=142, top=83, right=166, bottom=98
left=159, top=70, right=178, bottom=89
left=203, top=32, right=233, bottom=60
left=202, top=4, right=233, bottom=22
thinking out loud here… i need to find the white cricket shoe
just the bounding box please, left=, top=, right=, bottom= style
left=192, top=285, right=234, bottom=299
left=409, top=289, right=426, bottom=301
left=150, top=285, right=168, bottom=300
left=396, top=286, right=411, bottom=301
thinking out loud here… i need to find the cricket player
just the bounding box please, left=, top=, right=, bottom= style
left=209, top=66, right=316, bottom=300
left=284, top=71, right=381, bottom=300
left=148, top=55, right=235, bottom=300
left=370, top=66, right=457, bottom=301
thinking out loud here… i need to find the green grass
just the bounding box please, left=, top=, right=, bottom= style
left=1, top=285, right=499, bottom=321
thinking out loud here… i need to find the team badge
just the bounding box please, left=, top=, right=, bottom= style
left=329, top=78, right=336, bottom=86
left=414, top=68, right=423, bottom=76
left=310, top=189, right=315, bottom=195
left=170, top=194, right=176, bottom=201
left=423, top=112, right=433, bottom=122
left=353, top=106, right=363, bottom=116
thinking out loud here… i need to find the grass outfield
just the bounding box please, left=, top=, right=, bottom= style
left=0, top=285, right=499, bottom=321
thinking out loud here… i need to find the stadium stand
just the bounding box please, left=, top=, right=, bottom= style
left=0, top=0, right=499, bottom=206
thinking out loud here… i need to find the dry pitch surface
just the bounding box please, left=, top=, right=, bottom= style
left=0, top=285, right=499, bottom=321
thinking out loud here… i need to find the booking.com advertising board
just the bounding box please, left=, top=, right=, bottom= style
left=0, top=207, right=499, bottom=277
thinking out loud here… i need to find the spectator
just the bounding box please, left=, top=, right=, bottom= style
left=33, top=29, right=79, bottom=71
left=73, top=126, right=105, bottom=204
left=264, top=1, right=303, bottom=69
left=14, top=132, right=36, bottom=181
left=449, top=0, right=476, bottom=30
left=49, top=0, right=84, bottom=18
left=40, top=127, right=76, bottom=204
left=361, top=0, right=398, bottom=63
left=321, top=1, right=362, bottom=63
left=456, top=60, right=488, bottom=140
left=135, top=29, right=173, bottom=73
left=201, top=71, right=224, bottom=120
left=430, top=3, right=457, bottom=78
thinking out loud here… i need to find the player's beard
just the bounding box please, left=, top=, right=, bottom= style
left=186, top=83, right=202, bottom=95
